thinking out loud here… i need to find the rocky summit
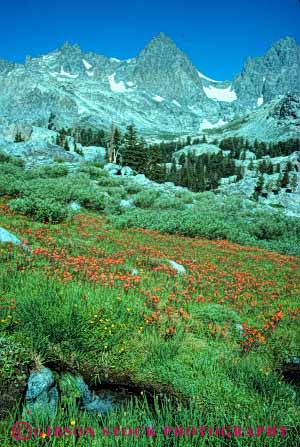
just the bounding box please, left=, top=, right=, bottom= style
left=0, top=33, right=299, bottom=139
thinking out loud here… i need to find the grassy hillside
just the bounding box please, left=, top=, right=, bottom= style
left=0, top=198, right=300, bottom=446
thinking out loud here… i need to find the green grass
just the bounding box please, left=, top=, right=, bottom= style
left=0, top=202, right=299, bottom=446
left=0, top=155, right=300, bottom=445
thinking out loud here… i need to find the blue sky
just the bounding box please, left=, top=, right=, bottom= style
left=1, top=0, right=300, bottom=80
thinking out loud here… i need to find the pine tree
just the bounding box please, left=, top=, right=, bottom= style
left=281, top=170, right=289, bottom=188
left=14, top=132, right=23, bottom=143
left=122, top=124, right=138, bottom=167
left=146, top=146, right=165, bottom=182
left=290, top=174, right=298, bottom=192
left=253, top=174, right=264, bottom=201
left=64, top=139, right=70, bottom=151
left=169, top=158, right=178, bottom=183
left=48, top=112, right=56, bottom=130
left=108, top=123, right=122, bottom=163
left=122, top=125, right=147, bottom=173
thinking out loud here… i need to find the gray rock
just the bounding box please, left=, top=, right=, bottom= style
left=120, top=166, right=134, bottom=176
left=168, top=260, right=186, bottom=275
left=26, top=368, right=55, bottom=400
left=185, top=203, right=195, bottom=209
left=104, top=163, right=122, bottom=175
left=69, top=201, right=82, bottom=212
left=120, top=199, right=135, bottom=208
left=82, top=146, right=106, bottom=162
left=24, top=367, right=58, bottom=419
left=74, top=376, right=115, bottom=414
left=1, top=140, right=80, bottom=168
left=0, top=227, right=21, bottom=245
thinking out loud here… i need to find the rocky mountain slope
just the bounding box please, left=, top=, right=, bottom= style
left=204, top=93, right=300, bottom=141
left=0, top=33, right=299, bottom=139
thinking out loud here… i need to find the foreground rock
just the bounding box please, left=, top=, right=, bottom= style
left=0, top=227, right=21, bottom=245
left=0, top=227, right=31, bottom=251
left=23, top=368, right=58, bottom=419
left=168, top=260, right=186, bottom=275
left=74, top=376, right=116, bottom=414
left=0, top=141, right=80, bottom=168
left=21, top=368, right=126, bottom=420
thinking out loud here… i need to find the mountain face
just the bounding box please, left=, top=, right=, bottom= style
left=0, top=34, right=299, bottom=139
left=233, top=37, right=300, bottom=109
left=202, top=93, right=300, bottom=142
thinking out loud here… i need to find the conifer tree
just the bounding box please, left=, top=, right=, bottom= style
left=290, top=174, right=298, bottom=192
left=281, top=170, right=289, bottom=188
left=253, top=174, right=264, bottom=201
left=146, top=146, right=165, bottom=182
left=48, top=112, right=56, bottom=130
left=122, top=124, right=138, bottom=167
left=14, top=132, right=23, bottom=143
left=64, top=139, right=70, bottom=151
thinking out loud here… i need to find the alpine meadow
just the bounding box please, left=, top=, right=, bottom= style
left=0, top=2, right=300, bottom=446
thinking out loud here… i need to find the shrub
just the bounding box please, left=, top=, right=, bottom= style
left=44, top=165, right=69, bottom=178
left=98, top=186, right=127, bottom=200
left=76, top=191, right=108, bottom=211
left=53, top=157, right=65, bottom=164
left=133, top=190, right=160, bottom=208
left=174, top=189, right=194, bottom=203
left=0, top=151, right=11, bottom=163
left=78, top=165, right=108, bottom=180
left=152, top=195, right=185, bottom=210
left=9, top=197, right=69, bottom=223
left=124, top=183, right=143, bottom=195
left=97, top=176, right=122, bottom=187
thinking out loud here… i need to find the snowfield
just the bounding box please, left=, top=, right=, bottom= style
left=108, top=73, right=126, bottom=93
left=203, top=85, right=237, bottom=102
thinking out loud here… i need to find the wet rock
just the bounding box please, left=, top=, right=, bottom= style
left=23, top=368, right=58, bottom=419
left=74, top=376, right=116, bottom=414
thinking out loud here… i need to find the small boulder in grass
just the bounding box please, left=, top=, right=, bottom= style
left=168, top=260, right=186, bottom=275
left=0, top=227, right=30, bottom=252
left=0, top=227, right=21, bottom=245
left=23, top=367, right=58, bottom=419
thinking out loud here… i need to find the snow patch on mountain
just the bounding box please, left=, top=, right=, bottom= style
left=153, top=95, right=164, bottom=102
left=200, top=118, right=227, bottom=131
left=257, top=96, right=264, bottom=106
left=198, top=71, right=221, bottom=83
left=82, top=59, right=93, bottom=70
left=110, top=58, right=121, bottom=62
left=172, top=100, right=181, bottom=107
left=127, top=81, right=135, bottom=87
left=203, top=85, right=237, bottom=102
left=78, top=105, right=90, bottom=114
left=59, top=67, right=79, bottom=78
left=86, top=71, right=94, bottom=77
left=108, top=73, right=126, bottom=93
